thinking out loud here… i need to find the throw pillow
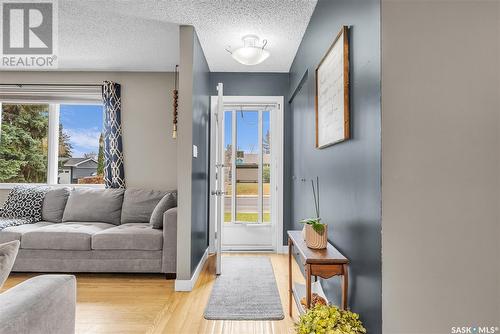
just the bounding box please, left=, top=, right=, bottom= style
left=121, top=188, right=166, bottom=224
left=1, top=185, right=49, bottom=222
left=42, top=187, right=71, bottom=223
left=62, top=188, right=125, bottom=225
left=150, top=191, right=177, bottom=229
left=0, top=217, right=36, bottom=232
left=0, top=240, right=20, bottom=289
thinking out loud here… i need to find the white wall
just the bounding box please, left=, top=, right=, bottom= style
left=382, top=1, right=500, bottom=333
left=0, top=72, right=176, bottom=199
left=0, top=191, right=8, bottom=204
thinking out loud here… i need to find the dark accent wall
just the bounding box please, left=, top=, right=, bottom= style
left=209, top=73, right=291, bottom=244
left=288, top=1, right=381, bottom=333
left=190, top=31, right=210, bottom=275
left=210, top=72, right=289, bottom=97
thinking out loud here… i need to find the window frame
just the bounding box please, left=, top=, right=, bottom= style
left=0, top=101, right=105, bottom=189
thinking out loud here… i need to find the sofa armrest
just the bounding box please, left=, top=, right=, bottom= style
left=0, top=275, right=76, bottom=334
left=161, top=207, right=177, bottom=274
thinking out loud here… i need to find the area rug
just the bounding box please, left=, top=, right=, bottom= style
left=204, top=257, right=284, bottom=320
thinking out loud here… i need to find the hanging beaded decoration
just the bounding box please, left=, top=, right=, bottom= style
left=172, top=65, right=179, bottom=139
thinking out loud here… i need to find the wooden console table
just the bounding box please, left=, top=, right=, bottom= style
left=288, top=230, right=349, bottom=316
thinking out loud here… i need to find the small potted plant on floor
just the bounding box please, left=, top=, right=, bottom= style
left=296, top=304, right=366, bottom=334
left=300, top=177, right=328, bottom=249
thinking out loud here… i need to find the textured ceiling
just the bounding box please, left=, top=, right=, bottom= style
left=57, top=0, right=317, bottom=72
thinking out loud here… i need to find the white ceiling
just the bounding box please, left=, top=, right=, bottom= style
left=57, top=0, right=317, bottom=72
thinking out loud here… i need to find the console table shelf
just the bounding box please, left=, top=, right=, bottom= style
left=287, top=230, right=349, bottom=317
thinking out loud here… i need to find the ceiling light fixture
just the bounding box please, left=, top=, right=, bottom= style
left=226, top=35, right=270, bottom=66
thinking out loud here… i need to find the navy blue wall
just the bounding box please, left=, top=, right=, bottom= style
left=288, top=0, right=381, bottom=333
left=190, top=31, right=210, bottom=275
left=210, top=72, right=289, bottom=97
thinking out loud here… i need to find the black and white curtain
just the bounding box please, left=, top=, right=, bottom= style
left=102, top=81, right=125, bottom=188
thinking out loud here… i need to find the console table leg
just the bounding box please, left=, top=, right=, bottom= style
left=341, top=264, right=349, bottom=310
left=306, top=264, right=311, bottom=309
left=288, top=238, right=292, bottom=317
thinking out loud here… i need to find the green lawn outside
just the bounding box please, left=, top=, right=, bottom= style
left=224, top=212, right=271, bottom=223
left=225, top=183, right=270, bottom=196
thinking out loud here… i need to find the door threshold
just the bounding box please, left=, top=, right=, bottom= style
left=222, top=248, right=275, bottom=253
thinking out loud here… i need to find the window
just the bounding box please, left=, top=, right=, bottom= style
left=0, top=102, right=104, bottom=185
left=223, top=108, right=272, bottom=224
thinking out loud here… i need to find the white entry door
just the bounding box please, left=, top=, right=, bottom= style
left=210, top=95, right=284, bottom=252
left=212, top=83, right=224, bottom=275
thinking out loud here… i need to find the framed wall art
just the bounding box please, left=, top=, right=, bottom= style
left=315, top=25, right=350, bottom=149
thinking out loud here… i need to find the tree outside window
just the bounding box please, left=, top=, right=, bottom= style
left=0, top=103, right=104, bottom=185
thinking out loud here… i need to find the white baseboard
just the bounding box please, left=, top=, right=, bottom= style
left=174, top=248, right=209, bottom=292
left=278, top=245, right=288, bottom=254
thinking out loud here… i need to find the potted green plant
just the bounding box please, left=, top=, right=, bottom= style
left=300, top=177, right=328, bottom=249
left=296, top=304, right=366, bottom=334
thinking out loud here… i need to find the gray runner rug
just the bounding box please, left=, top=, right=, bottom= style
left=204, top=257, right=284, bottom=320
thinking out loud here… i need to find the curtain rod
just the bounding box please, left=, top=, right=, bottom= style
left=0, top=83, right=103, bottom=87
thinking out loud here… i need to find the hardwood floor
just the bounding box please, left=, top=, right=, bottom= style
left=2, top=253, right=304, bottom=334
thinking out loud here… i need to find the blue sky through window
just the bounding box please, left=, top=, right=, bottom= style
left=225, top=110, right=270, bottom=153
left=236, top=111, right=258, bottom=154
left=60, top=104, right=103, bottom=158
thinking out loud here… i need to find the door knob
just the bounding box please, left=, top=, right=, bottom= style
left=211, top=190, right=226, bottom=196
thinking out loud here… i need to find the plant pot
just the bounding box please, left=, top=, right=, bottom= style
left=305, top=224, right=328, bottom=249
left=301, top=226, right=306, bottom=240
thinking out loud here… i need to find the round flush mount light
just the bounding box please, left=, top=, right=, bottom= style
left=226, top=35, right=270, bottom=66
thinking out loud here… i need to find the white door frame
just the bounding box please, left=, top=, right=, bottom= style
left=209, top=95, right=284, bottom=253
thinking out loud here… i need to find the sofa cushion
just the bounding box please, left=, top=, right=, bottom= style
left=150, top=192, right=177, bottom=229
left=42, top=187, right=71, bottom=223
left=121, top=189, right=166, bottom=224
left=92, top=223, right=163, bottom=251
left=62, top=188, right=124, bottom=225
left=0, top=222, right=53, bottom=244
left=21, top=222, right=115, bottom=251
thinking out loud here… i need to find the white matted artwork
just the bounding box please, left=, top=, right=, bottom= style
left=315, top=26, right=350, bottom=149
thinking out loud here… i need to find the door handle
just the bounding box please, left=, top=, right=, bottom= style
left=211, top=190, right=226, bottom=196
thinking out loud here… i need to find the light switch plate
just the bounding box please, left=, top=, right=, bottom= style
left=193, top=145, right=198, bottom=158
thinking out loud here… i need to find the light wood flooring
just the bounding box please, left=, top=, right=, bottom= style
left=2, top=253, right=305, bottom=334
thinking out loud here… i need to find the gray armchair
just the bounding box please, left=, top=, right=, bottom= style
left=0, top=275, right=76, bottom=334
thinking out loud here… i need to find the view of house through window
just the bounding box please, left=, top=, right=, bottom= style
left=0, top=103, right=104, bottom=185
left=58, top=104, right=104, bottom=184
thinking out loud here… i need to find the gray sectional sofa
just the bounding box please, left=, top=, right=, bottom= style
left=0, top=275, right=76, bottom=334
left=0, top=187, right=177, bottom=275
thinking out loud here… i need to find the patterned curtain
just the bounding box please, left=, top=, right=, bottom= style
left=102, top=81, right=125, bottom=188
